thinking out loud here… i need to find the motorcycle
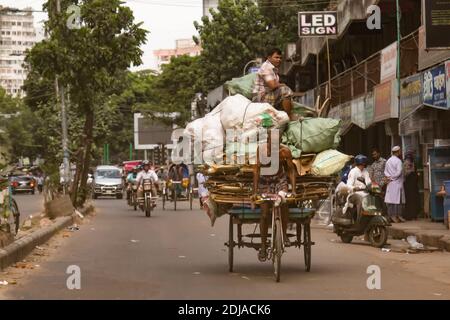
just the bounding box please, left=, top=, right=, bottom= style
left=331, top=177, right=390, bottom=248
left=139, top=178, right=157, bottom=217
left=127, top=183, right=138, bottom=211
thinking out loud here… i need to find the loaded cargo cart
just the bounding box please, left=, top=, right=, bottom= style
left=184, top=92, right=348, bottom=282
left=202, top=164, right=336, bottom=282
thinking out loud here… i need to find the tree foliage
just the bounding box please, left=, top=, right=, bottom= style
left=194, top=0, right=270, bottom=91
left=25, top=0, right=148, bottom=206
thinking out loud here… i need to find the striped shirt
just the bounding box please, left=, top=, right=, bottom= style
left=252, top=60, right=279, bottom=101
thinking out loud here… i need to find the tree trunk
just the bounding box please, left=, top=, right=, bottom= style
left=70, top=147, right=84, bottom=206
left=77, top=109, right=94, bottom=207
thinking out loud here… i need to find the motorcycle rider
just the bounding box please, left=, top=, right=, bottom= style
left=136, top=160, right=159, bottom=207
left=126, top=167, right=139, bottom=201
left=346, top=155, right=371, bottom=191
left=341, top=154, right=372, bottom=221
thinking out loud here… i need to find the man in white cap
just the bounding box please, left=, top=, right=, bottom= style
left=384, top=146, right=405, bottom=223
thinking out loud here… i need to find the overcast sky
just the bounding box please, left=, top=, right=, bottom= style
left=1, top=0, right=204, bottom=70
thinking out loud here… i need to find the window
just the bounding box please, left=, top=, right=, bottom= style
left=12, top=21, right=16, bottom=26
left=17, top=22, right=21, bottom=26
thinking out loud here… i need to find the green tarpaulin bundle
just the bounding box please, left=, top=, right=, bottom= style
left=281, top=118, right=341, bottom=158
left=224, top=74, right=317, bottom=117
left=224, top=73, right=256, bottom=100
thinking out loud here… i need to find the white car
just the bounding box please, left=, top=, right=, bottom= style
left=93, top=165, right=124, bottom=199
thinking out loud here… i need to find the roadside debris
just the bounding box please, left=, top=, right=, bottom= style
left=193, top=272, right=201, bottom=275
left=130, top=239, right=140, bottom=243
left=178, top=255, right=186, bottom=259
left=381, top=248, right=391, bottom=253
left=0, top=280, right=8, bottom=285
left=66, top=225, right=80, bottom=232
left=75, top=210, right=84, bottom=219
left=241, top=276, right=250, bottom=280
left=407, top=235, right=424, bottom=250
left=39, top=218, right=53, bottom=228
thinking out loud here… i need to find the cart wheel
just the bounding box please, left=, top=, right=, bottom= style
left=145, top=196, right=151, bottom=217
left=303, top=223, right=311, bottom=272
left=273, top=218, right=282, bottom=282
left=228, top=214, right=234, bottom=272
left=174, top=190, right=177, bottom=211
left=162, top=189, right=166, bottom=210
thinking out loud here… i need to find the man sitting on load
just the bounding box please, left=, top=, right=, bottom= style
left=252, top=48, right=294, bottom=120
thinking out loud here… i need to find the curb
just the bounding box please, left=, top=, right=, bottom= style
left=0, top=204, right=95, bottom=271
left=388, top=226, right=450, bottom=252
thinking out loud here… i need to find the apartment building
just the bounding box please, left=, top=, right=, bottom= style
left=0, top=6, right=38, bottom=97
left=153, top=38, right=201, bottom=71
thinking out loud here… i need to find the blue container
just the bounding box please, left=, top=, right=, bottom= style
left=445, top=180, right=450, bottom=196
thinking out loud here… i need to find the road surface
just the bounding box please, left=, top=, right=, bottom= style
left=1, top=197, right=449, bottom=299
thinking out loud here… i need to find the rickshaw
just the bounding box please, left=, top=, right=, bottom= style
left=211, top=175, right=335, bottom=282
left=163, top=163, right=194, bottom=211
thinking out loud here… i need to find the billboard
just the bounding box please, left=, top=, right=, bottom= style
left=400, top=73, right=423, bottom=120
left=380, top=42, right=397, bottom=83
left=446, top=60, right=450, bottom=108
left=424, top=0, right=450, bottom=49
left=133, top=113, right=175, bottom=150
left=422, top=64, right=448, bottom=109
left=298, top=11, right=338, bottom=37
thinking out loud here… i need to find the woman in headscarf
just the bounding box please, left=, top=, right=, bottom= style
left=403, top=150, right=420, bottom=220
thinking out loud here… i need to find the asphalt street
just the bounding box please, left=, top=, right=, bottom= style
left=14, top=193, right=44, bottom=224
left=1, top=196, right=450, bottom=300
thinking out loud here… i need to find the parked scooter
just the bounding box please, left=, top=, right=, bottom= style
left=332, top=177, right=390, bottom=248
left=139, top=178, right=157, bottom=217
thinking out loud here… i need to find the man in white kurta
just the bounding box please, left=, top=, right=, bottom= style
left=384, top=146, right=405, bottom=223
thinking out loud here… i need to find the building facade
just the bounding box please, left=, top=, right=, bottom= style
left=0, top=7, right=37, bottom=96
left=202, top=0, right=219, bottom=19
left=0, top=7, right=37, bottom=97
left=153, top=39, right=201, bottom=71
left=283, top=0, right=450, bottom=221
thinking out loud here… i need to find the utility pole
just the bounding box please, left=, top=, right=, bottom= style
left=395, top=0, right=402, bottom=148
left=54, top=0, right=70, bottom=191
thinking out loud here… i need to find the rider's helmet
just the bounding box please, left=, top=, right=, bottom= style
left=355, top=154, right=368, bottom=166
left=132, top=166, right=138, bottom=173
left=142, top=160, right=150, bottom=169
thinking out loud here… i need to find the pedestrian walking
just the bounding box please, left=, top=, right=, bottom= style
left=368, top=147, right=387, bottom=189
left=384, top=146, right=406, bottom=223
left=403, top=150, right=420, bottom=220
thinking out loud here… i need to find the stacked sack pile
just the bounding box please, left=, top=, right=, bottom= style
left=183, top=93, right=351, bottom=206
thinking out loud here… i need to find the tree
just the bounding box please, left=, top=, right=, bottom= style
left=0, top=88, right=39, bottom=163
left=25, top=0, right=148, bottom=206
left=145, top=55, right=202, bottom=125
left=194, top=0, right=270, bottom=91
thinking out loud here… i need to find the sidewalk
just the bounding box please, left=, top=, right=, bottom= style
left=388, top=219, right=450, bottom=252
